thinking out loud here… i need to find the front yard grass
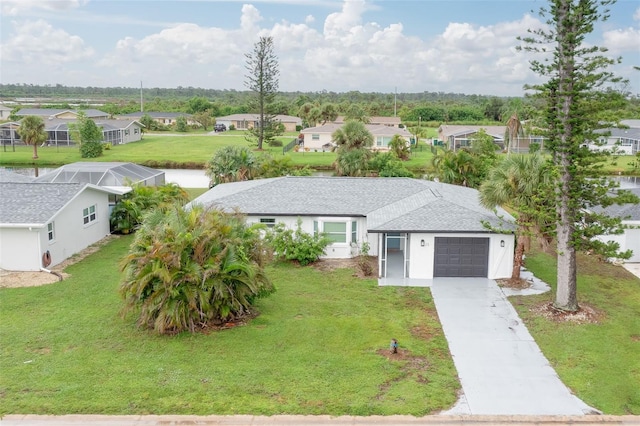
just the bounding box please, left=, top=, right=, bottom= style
left=513, top=249, right=640, bottom=414
left=0, top=235, right=459, bottom=415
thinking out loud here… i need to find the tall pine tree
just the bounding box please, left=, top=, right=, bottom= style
left=520, top=0, right=636, bottom=311
left=244, top=36, right=280, bottom=150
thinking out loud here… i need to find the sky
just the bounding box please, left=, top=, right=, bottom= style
left=1, top=0, right=639, bottom=97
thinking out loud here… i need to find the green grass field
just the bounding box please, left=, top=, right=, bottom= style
left=514, top=249, right=640, bottom=414
left=0, top=235, right=459, bottom=415
left=0, top=133, right=436, bottom=173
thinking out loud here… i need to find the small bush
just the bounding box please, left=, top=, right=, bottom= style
left=296, top=125, right=303, bottom=132
left=265, top=219, right=330, bottom=266
left=80, top=141, right=103, bottom=158
left=103, top=142, right=112, bottom=150
left=268, top=139, right=283, bottom=147
left=229, top=124, right=236, bottom=131
left=357, top=241, right=374, bottom=276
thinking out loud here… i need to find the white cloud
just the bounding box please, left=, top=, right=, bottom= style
left=603, top=27, right=640, bottom=54
left=1, top=0, right=86, bottom=16
left=1, top=19, right=94, bottom=65
left=634, top=7, right=640, bottom=21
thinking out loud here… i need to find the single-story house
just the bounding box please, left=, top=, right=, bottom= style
left=437, top=124, right=545, bottom=153
left=0, top=182, right=120, bottom=271
left=300, top=123, right=413, bottom=151
left=118, top=111, right=198, bottom=126
left=587, top=127, right=640, bottom=155
left=187, top=177, right=515, bottom=280
left=333, top=116, right=402, bottom=128
left=592, top=187, right=640, bottom=263
left=16, top=108, right=110, bottom=120
left=215, top=114, right=302, bottom=132
left=0, top=118, right=143, bottom=147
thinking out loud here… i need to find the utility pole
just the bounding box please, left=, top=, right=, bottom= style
left=394, top=87, right=397, bottom=117
left=140, top=81, right=144, bottom=113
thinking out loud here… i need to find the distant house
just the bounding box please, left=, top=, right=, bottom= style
left=0, top=119, right=143, bottom=147
left=118, top=111, right=197, bottom=126
left=0, top=104, right=13, bottom=120
left=215, top=114, right=302, bottom=132
left=591, top=187, right=640, bottom=263
left=0, top=182, right=120, bottom=271
left=437, top=124, right=544, bottom=153
left=587, top=127, right=640, bottom=155
left=16, top=108, right=110, bottom=120
left=187, top=176, right=515, bottom=281
left=33, top=162, right=165, bottom=190
left=300, top=123, right=412, bottom=151
left=333, top=116, right=402, bottom=128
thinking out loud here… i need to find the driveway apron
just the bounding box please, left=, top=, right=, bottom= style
left=430, top=278, right=589, bottom=415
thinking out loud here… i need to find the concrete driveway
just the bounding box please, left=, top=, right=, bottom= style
left=430, top=278, right=594, bottom=416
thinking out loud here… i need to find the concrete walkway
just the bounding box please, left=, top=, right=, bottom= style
left=430, top=278, right=593, bottom=416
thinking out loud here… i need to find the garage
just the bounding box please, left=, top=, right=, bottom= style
left=434, top=237, right=489, bottom=277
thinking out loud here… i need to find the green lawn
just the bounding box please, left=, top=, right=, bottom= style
left=0, top=235, right=459, bottom=415
left=0, top=134, right=436, bottom=173
left=513, top=249, right=640, bottom=414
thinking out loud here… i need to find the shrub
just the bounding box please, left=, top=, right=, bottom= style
left=265, top=219, right=330, bottom=266
left=80, top=141, right=103, bottom=158
left=103, top=142, right=112, bottom=150
left=229, top=124, right=236, bottom=131
left=357, top=241, right=374, bottom=276
left=268, top=139, right=283, bottom=147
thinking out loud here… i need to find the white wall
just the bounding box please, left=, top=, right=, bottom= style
left=0, top=188, right=112, bottom=271
left=246, top=215, right=367, bottom=259
left=302, top=133, right=333, bottom=150
left=406, top=232, right=514, bottom=279
left=595, top=221, right=640, bottom=263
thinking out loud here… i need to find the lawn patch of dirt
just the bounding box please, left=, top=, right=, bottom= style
left=0, top=235, right=119, bottom=289
left=496, top=277, right=531, bottom=289
left=311, top=256, right=378, bottom=279
left=375, top=347, right=431, bottom=398
left=530, top=302, right=604, bottom=324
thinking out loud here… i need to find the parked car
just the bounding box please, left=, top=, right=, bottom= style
left=214, top=124, right=227, bottom=132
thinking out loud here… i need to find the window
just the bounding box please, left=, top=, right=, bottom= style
left=312, top=134, right=320, bottom=140
left=376, top=136, right=392, bottom=147
left=47, top=222, right=55, bottom=241
left=83, top=205, right=97, bottom=225
left=134, top=128, right=139, bottom=134
left=323, top=222, right=347, bottom=243
left=351, top=221, right=357, bottom=244
left=260, top=218, right=276, bottom=228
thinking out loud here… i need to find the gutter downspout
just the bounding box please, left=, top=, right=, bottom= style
left=40, top=267, right=63, bottom=281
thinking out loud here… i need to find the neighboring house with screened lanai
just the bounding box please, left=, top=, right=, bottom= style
left=0, top=175, right=120, bottom=271
left=187, top=176, right=516, bottom=282
left=300, top=123, right=412, bottom=151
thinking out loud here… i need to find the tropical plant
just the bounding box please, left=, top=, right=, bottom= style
left=70, top=113, right=104, bottom=158
left=504, top=113, right=525, bottom=155
left=110, top=183, right=189, bottom=234
left=17, top=115, right=47, bottom=159
left=332, top=120, right=374, bottom=177
left=205, top=146, right=257, bottom=187
left=369, top=152, right=413, bottom=177
left=255, top=154, right=312, bottom=178
left=264, top=219, right=330, bottom=266
left=120, top=205, right=274, bottom=334
left=479, top=154, right=553, bottom=279
left=245, top=36, right=279, bottom=150
left=388, top=134, right=410, bottom=160
left=430, top=148, right=482, bottom=188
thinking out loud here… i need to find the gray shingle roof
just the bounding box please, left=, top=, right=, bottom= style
left=188, top=177, right=515, bottom=233
left=16, top=109, right=108, bottom=118
left=0, top=182, right=86, bottom=225
left=0, top=169, right=35, bottom=183
left=592, top=188, right=640, bottom=221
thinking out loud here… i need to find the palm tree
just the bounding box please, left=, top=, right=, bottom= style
left=332, top=120, right=374, bottom=176
left=479, top=154, right=550, bottom=280
left=504, top=113, right=524, bottom=155
left=205, top=146, right=257, bottom=187
left=119, top=205, right=274, bottom=334
left=17, top=115, right=47, bottom=159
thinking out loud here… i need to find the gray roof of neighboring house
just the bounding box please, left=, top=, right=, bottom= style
left=216, top=114, right=302, bottom=123
left=188, top=177, right=514, bottom=233
left=594, top=127, right=640, bottom=141
left=620, top=119, right=640, bottom=129
left=334, top=116, right=402, bottom=125
left=38, top=118, right=141, bottom=132
left=0, top=182, right=115, bottom=225
left=119, top=111, right=193, bottom=119
left=16, top=108, right=108, bottom=118
left=302, top=123, right=412, bottom=137
left=439, top=125, right=507, bottom=138
left=592, top=187, right=640, bottom=221
left=0, top=169, right=35, bottom=183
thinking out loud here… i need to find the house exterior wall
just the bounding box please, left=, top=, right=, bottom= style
left=406, top=232, right=514, bottom=279
left=302, top=132, right=333, bottom=150
left=595, top=221, right=640, bottom=263
left=245, top=215, right=368, bottom=259
left=0, top=189, right=112, bottom=271
left=120, top=124, right=143, bottom=144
